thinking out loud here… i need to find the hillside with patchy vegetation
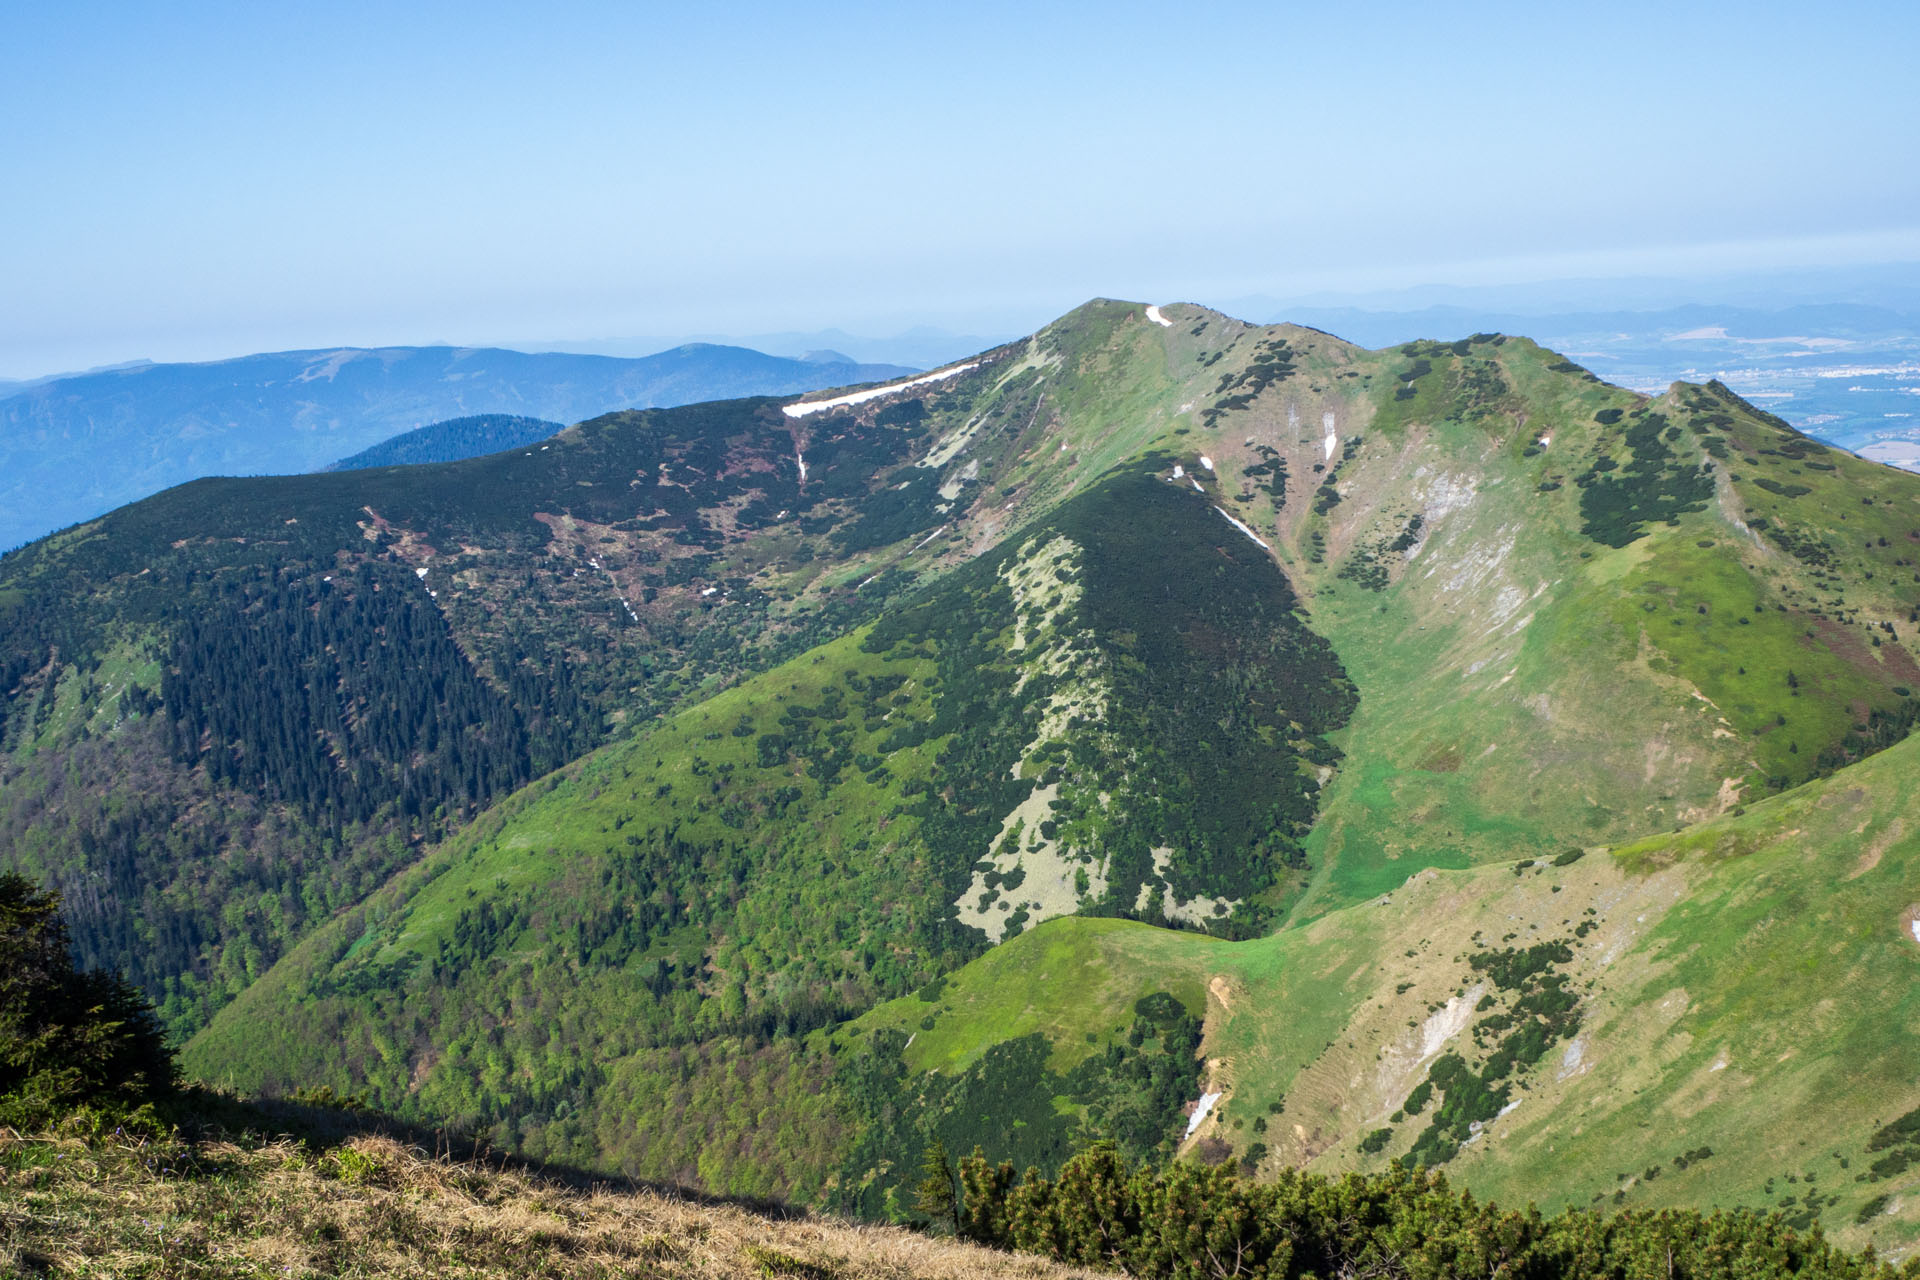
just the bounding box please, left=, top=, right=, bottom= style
left=7, top=300, right=1920, bottom=1250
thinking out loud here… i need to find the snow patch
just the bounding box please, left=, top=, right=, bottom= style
left=1145, top=304, right=1173, bottom=328
left=1213, top=505, right=1271, bottom=551
left=1172, top=464, right=1185, bottom=479
left=1199, top=455, right=1214, bottom=471
left=1420, top=986, right=1484, bottom=1060
left=1323, top=411, right=1338, bottom=461
left=414, top=567, right=429, bottom=580
left=783, top=362, right=980, bottom=418
left=1184, top=1091, right=1223, bottom=1139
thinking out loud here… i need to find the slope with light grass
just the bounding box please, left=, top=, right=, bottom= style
left=0, top=1128, right=1108, bottom=1280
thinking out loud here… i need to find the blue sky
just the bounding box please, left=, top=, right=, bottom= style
left=3, top=0, right=1917, bottom=376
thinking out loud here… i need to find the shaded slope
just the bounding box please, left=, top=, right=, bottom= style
left=0, top=364, right=1029, bottom=1038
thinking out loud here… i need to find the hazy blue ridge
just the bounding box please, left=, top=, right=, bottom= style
left=324, top=415, right=566, bottom=471
left=0, top=343, right=916, bottom=552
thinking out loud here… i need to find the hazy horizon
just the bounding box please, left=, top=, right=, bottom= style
left=5, top=1, right=1917, bottom=379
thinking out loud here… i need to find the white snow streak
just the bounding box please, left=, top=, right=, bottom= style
left=1190, top=478, right=1204, bottom=493
left=1323, top=411, right=1338, bottom=461
left=782, top=362, right=980, bottom=417
left=1145, top=304, right=1172, bottom=328
left=1213, top=505, right=1271, bottom=551
left=1184, top=1091, right=1223, bottom=1139
left=795, top=448, right=808, bottom=482
left=1419, top=986, right=1483, bottom=1061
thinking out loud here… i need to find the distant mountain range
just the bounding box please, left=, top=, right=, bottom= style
left=0, top=342, right=914, bottom=552
left=513, top=327, right=1010, bottom=371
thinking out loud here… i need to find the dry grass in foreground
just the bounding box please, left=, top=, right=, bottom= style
left=0, top=1129, right=1109, bottom=1280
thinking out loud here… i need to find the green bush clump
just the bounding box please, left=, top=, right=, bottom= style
left=956, top=1143, right=1900, bottom=1280
left=832, top=991, right=1203, bottom=1219
left=1574, top=410, right=1715, bottom=547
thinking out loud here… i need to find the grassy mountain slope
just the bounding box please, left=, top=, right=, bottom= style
left=324, top=413, right=565, bottom=470
left=1168, top=337, right=1920, bottom=916
left=0, top=343, right=917, bottom=552
left=13, top=299, right=1920, bottom=1241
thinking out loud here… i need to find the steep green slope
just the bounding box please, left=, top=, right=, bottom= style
left=1169, top=337, right=1920, bottom=916
left=0, top=351, right=1029, bottom=1034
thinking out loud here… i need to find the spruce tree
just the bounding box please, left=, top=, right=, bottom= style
left=914, top=1138, right=958, bottom=1234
